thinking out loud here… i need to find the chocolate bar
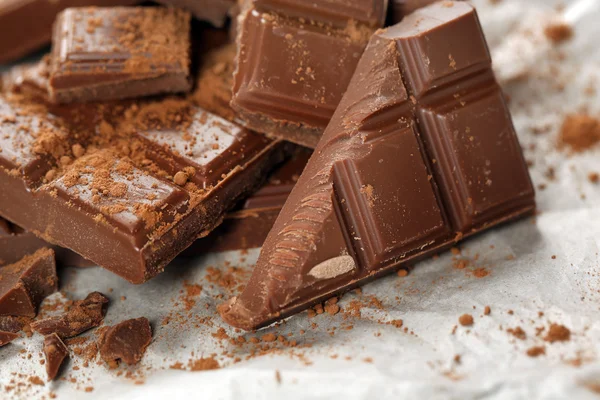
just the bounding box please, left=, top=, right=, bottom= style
left=99, top=317, right=152, bottom=366
left=49, top=7, right=192, bottom=104
left=0, top=248, right=57, bottom=317
left=231, top=0, right=387, bottom=148
left=185, top=147, right=311, bottom=254
left=155, top=0, right=236, bottom=27
left=43, top=333, right=69, bottom=381
left=388, top=0, right=443, bottom=24
left=219, top=1, right=536, bottom=330
left=0, top=94, right=286, bottom=283
left=0, top=0, right=139, bottom=64
left=0, top=217, right=93, bottom=267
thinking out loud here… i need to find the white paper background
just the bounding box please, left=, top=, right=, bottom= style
left=2, top=0, right=600, bottom=398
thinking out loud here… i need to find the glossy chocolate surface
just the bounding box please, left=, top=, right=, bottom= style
left=155, top=0, right=236, bottom=27
left=219, top=2, right=535, bottom=330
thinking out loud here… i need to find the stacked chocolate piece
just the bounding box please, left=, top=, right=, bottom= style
left=1, top=0, right=534, bottom=349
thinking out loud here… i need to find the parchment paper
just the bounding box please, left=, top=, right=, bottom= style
left=2, top=0, right=600, bottom=398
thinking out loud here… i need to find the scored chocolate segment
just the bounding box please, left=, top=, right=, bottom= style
left=231, top=0, right=386, bottom=148
left=49, top=7, right=192, bottom=103
left=219, top=1, right=535, bottom=330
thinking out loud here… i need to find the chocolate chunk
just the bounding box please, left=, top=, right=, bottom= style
left=0, top=331, right=19, bottom=346
left=99, top=317, right=152, bottom=366
left=219, top=2, right=535, bottom=330
left=0, top=316, right=23, bottom=346
left=31, top=292, right=108, bottom=338
left=388, top=0, right=448, bottom=24
left=0, top=94, right=286, bottom=283
left=48, top=7, right=192, bottom=103
left=1, top=57, right=51, bottom=102
left=43, top=333, right=69, bottom=381
left=155, top=0, right=236, bottom=27
left=0, top=248, right=57, bottom=318
left=231, top=0, right=387, bottom=148
left=0, top=0, right=139, bottom=64
left=185, top=147, right=311, bottom=254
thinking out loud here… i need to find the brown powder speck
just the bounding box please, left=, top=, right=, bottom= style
left=397, top=269, right=408, bottom=277
left=173, top=171, right=189, bottom=186
left=544, top=22, right=573, bottom=44
left=484, top=306, right=491, bottom=315
left=588, top=172, right=599, bottom=184
left=558, top=114, right=600, bottom=152
left=28, top=376, right=44, bottom=386
left=526, top=346, right=546, bottom=357
left=544, top=324, right=571, bottom=343
left=458, top=314, right=474, bottom=327
left=189, top=357, right=220, bottom=371
left=262, top=333, right=277, bottom=342
left=507, top=327, right=527, bottom=340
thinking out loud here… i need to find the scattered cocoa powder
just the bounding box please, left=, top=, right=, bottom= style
left=458, top=314, right=474, bottom=327
left=544, top=22, right=573, bottom=44
left=544, top=324, right=571, bottom=343
left=526, top=346, right=546, bottom=357
left=558, top=114, right=600, bottom=152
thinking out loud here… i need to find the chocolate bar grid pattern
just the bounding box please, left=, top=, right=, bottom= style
left=331, top=5, right=534, bottom=272
left=0, top=99, right=277, bottom=283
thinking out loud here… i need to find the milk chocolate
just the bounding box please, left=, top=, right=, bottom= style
left=43, top=333, right=69, bottom=381
left=0, top=94, right=286, bottom=283
left=0, top=0, right=139, bottom=64
left=388, top=0, right=445, bottom=24
left=231, top=0, right=387, bottom=148
left=219, top=2, right=536, bottom=330
left=49, top=7, right=192, bottom=103
left=155, top=0, right=236, bottom=27
left=99, top=317, right=152, bottom=366
left=0, top=316, right=23, bottom=346
left=31, top=292, right=108, bottom=338
left=0, top=248, right=58, bottom=318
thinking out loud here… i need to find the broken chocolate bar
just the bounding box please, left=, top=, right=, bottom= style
left=31, top=292, right=108, bottom=338
left=231, top=0, right=387, bottom=148
left=219, top=1, right=536, bottom=330
left=388, top=0, right=444, bottom=24
left=49, top=7, right=192, bottom=103
left=0, top=0, right=139, bottom=64
left=0, top=218, right=92, bottom=267
left=186, top=147, right=311, bottom=253
left=0, top=248, right=57, bottom=318
left=99, top=317, right=152, bottom=366
left=43, top=333, right=69, bottom=381
left=0, top=94, right=285, bottom=283
left=155, top=0, right=236, bottom=27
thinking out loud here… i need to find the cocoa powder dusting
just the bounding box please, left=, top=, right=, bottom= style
left=558, top=114, right=600, bottom=152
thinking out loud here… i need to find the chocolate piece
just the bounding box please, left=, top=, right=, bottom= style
left=0, top=248, right=57, bottom=318
left=31, top=292, right=108, bottom=338
left=43, top=333, right=69, bottom=381
left=0, top=218, right=93, bottom=267
left=231, top=0, right=387, bottom=148
left=0, top=95, right=285, bottom=283
left=49, top=7, right=192, bottom=104
left=0, top=316, right=23, bottom=346
left=219, top=2, right=536, bottom=330
left=185, top=147, right=311, bottom=253
left=155, top=0, right=236, bottom=27
left=388, top=0, right=445, bottom=24
left=1, top=57, right=51, bottom=102
left=99, top=317, right=152, bottom=366
left=0, top=0, right=139, bottom=64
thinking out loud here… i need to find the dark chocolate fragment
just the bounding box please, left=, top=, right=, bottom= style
left=231, top=0, right=387, bottom=148
left=31, top=292, right=108, bottom=338
left=0, top=0, right=139, bottom=64
left=185, top=147, right=311, bottom=254
left=48, top=7, right=192, bottom=103
left=0, top=316, right=24, bottom=346
left=43, top=333, right=69, bottom=381
left=219, top=1, right=535, bottom=330
left=0, top=94, right=286, bottom=283
left=99, top=317, right=152, bottom=366
left=0, top=331, right=19, bottom=346
left=0, top=248, right=57, bottom=318
left=155, top=0, right=236, bottom=27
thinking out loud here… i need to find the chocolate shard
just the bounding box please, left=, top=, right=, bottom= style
left=0, top=94, right=286, bottom=283
left=231, top=0, right=387, bottom=148
left=31, top=292, right=108, bottom=338
left=219, top=1, right=535, bottom=330
left=1, top=56, right=51, bottom=103
left=0, top=331, right=19, bottom=346
left=48, top=7, right=192, bottom=104
left=43, top=333, right=69, bottom=381
left=99, top=317, right=152, bottom=366
left=0, top=248, right=58, bottom=318
left=0, top=0, right=139, bottom=64
left=155, top=0, right=236, bottom=27
left=0, top=316, right=23, bottom=346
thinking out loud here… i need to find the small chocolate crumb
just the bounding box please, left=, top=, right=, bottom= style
left=43, top=333, right=69, bottom=381
left=526, top=346, right=546, bottom=357
left=99, top=317, right=152, bottom=366
left=544, top=323, right=571, bottom=343
left=458, top=314, right=474, bottom=326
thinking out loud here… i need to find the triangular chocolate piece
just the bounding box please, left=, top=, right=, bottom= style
left=219, top=1, right=535, bottom=330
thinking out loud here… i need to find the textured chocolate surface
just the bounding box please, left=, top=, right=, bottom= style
left=31, top=292, right=108, bottom=338
left=0, top=248, right=57, bottom=317
left=49, top=7, right=192, bottom=103
left=99, top=317, right=152, bottom=366
left=0, top=316, right=23, bottom=346
left=0, top=94, right=286, bottom=283
left=43, top=333, right=69, bottom=381
left=185, top=147, right=311, bottom=253
left=231, top=0, right=387, bottom=148
left=220, top=2, right=535, bottom=330
left=155, top=0, right=236, bottom=27
left=0, top=0, right=139, bottom=64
